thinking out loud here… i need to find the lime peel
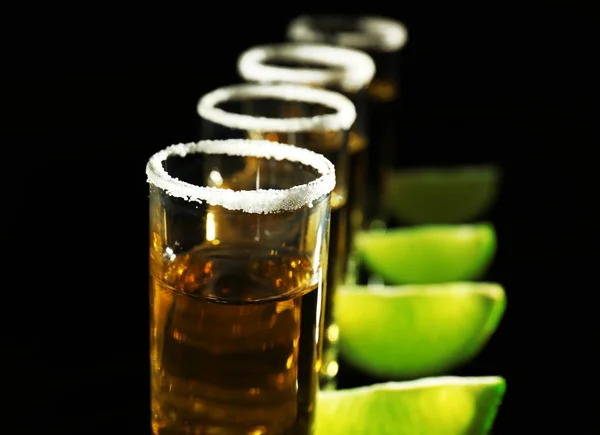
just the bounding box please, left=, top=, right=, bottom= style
left=382, top=164, right=501, bottom=224
left=336, top=282, right=506, bottom=379
left=355, top=223, right=497, bottom=284
left=316, top=376, right=506, bottom=435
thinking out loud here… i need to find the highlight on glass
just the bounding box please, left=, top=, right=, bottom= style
left=197, top=83, right=356, bottom=390
left=237, top=43, right=375, bottom=235
left=286, top=15, right=408, bottom=225
left=148, top=138, right=335, bottom=434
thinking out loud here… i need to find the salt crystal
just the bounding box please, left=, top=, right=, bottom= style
left=197, top=83, right=356, bottom=132
left=287, top=16, right=408, bottom=52
left=146, top=139, right=336, bottom=214
left=238, top=43, right=375, bottom=93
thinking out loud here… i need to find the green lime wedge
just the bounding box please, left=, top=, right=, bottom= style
left=383, top=164, right=501, bottom=225
left=336, top=282, right=506, bottom=379
left=354, top=223, right=496, bottom=284
left=316, top=376, right=506, bottom=435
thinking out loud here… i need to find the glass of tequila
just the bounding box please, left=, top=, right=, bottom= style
left=237, top=42, right=375, bottom=241
left=197, top=83, right=355, bottom=390
left=148, top=139, right=335, bottom=434
left=286, top=15, right=408, bottom=226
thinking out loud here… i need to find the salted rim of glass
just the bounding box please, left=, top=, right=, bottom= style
left=197, top=83, right=356, bottom=132
left=287, top=15, right=408, bottom=52
left=146, top=139, right=336, bottom=214
left=237, top=43, right=375, bottom=93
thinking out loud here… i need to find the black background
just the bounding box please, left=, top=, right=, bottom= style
left=2, top=4, right=594, bottom=434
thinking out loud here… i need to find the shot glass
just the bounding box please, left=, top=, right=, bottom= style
left=197, top=83, right=356, bottom=390
left=237, top=42, right=375, bottom=238
left=286, top=15, right=408, bottom=224
left=148, top=138, right=335, bottom=434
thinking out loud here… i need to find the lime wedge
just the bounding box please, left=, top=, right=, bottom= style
left=316, top=376, right=506, bottom=435
left=383, top=164, right=501, bottom=225
left=354, top=223, right=496, bottom=284
left=337, top=282, right=506, bottom=379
